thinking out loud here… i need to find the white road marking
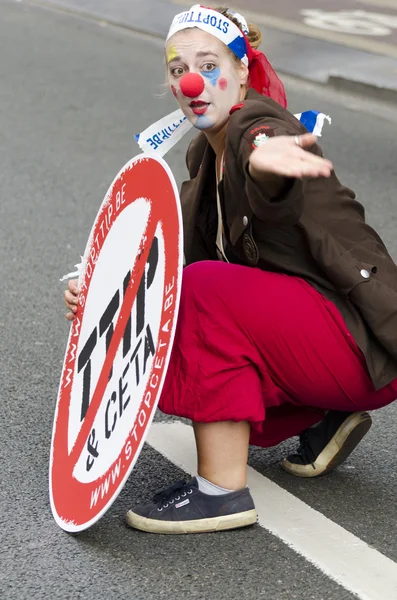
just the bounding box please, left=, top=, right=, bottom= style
left=301, top=9, right=397, bottom=37
left=147, top=422, right=397, bottom=600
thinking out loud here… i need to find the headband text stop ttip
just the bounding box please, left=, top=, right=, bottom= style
left=166, top=4, right=249, bottom=66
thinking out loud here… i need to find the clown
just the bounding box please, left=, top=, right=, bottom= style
left=65, top=5, right=397, bottom=535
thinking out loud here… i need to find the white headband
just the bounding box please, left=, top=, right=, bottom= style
left=166, top=4, right=249, bottom=66
left=228, top=11, right=249, bottom=35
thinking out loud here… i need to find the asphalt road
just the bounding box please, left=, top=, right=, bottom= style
left=1, top=1, right=397, bottom=599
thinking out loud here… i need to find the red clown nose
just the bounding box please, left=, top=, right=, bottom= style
left=179, top=73, right=205, bottom=98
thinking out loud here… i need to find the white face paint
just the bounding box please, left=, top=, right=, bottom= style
left=166, top=29, right=247, bottom=132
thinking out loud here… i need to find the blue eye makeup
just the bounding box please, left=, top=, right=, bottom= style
left=201, top=66, right=221, bottom=87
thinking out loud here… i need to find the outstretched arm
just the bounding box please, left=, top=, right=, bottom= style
left=249, top=133, right=333, bottom=181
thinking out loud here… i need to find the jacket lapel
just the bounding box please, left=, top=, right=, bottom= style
left=180, top=141, right=215, bottom=261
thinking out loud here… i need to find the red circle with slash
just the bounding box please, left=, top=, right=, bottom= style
left=49, top=155, right=183, bottom=532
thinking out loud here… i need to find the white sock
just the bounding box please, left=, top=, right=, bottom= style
left=196, top=475, right=234, bottom=496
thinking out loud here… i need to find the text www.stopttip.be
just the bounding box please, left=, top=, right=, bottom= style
left=90, top=460, right=122, bottom=508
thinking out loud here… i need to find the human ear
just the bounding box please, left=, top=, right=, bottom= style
left=239, top=63, right=249, bottom=86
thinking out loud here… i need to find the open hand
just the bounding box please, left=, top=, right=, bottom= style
left=249, top=133, right=334, bottom=180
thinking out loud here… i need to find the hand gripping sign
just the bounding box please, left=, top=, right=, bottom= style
left=49, top=155, right=183, bottom=532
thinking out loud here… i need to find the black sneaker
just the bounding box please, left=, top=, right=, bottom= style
left=126, top=478, right=257, bottom=534
left=281, top=411, right=372, bottom=477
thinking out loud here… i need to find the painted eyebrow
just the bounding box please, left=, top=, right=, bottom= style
left=168, top=51, right=219, bottom=63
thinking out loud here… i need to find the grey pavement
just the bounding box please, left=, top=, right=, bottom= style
left=22, top=0, right=397, bottom=100
left=27, top=0, right=178, bottom=37
left=1, top=1, right=397, bottom=599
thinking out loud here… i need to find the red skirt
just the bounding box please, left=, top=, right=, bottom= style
left=159, top=261, right=397, bottom=448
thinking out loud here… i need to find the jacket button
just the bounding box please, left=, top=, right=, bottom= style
left=243, top=216, right=248, bottom=227
left=360, top=269, right=370, bottom=279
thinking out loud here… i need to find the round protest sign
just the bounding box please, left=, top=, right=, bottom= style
left=49, top=155, right=183, bottom=532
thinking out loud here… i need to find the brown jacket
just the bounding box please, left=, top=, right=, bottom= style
left=180, top=89, right=397, bottom=390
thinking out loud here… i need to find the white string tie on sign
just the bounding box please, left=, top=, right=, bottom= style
left=60, top=259, right=83, bottom=282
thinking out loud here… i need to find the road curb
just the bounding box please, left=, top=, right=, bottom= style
left=327, top=75, right=397, bottom=104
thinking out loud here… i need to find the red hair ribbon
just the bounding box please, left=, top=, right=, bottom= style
left=244, top=36, right=288, bottom=108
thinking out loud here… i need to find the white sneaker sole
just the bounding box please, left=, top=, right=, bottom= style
left=281, top=411, right=372, bottom=478
left=125, top=509, right=258, bottom=534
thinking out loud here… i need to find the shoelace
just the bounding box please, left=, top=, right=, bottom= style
left=296, top=432, right=316, bottom=469
left=152, top=480, right=194, bottom=510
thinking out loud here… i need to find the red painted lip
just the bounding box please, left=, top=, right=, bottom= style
left=190, top=101, right=210, bottom=115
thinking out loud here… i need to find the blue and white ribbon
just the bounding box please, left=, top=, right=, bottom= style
left=134, top=108, right=191, bottom=156
left=295, top=111, right=331, bottom=137
left=135, top=109, right=331, bottom=157
left=167, top=5, right=249, bottom=66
